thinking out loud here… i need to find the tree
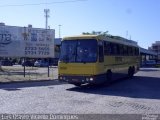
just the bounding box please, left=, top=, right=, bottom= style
left=82, top=31, right=128, bottom=41
left=82, top=31, right=109, bottom=36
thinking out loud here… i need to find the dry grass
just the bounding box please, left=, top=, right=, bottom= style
left=0, top=66, right=57, bottom=83
left=1, top=66, right=38, bottom=71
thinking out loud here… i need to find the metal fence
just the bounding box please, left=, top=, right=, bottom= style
left=0, top=65, right=58, bottom=83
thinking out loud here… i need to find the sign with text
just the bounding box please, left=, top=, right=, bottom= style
left=0, top=25, right=55, bottom=58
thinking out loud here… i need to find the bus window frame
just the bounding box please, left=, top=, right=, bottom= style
left=98, top=40, right=104, bottom=62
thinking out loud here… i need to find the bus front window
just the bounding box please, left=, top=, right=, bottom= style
left=60, top=39, right=97, bottom=63
left=59, top=40, right=77, bottom=63
left=76, top=40, right=97, bottom=62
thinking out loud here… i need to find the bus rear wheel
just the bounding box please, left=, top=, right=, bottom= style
left=128, top=67, right=134, bottom=78
left=106, top=70, right=112, bottom=83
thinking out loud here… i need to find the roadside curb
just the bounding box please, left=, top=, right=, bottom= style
left=0, top=79, right=59, bottom=85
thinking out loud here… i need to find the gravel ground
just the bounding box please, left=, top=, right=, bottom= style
left=0, top=68, right=160, bottom=116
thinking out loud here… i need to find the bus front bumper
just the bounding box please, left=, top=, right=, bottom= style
left=58, top=75, right=98, bottom=84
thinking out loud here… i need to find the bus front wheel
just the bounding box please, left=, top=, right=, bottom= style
left=73, top=83, right=81, bottom=87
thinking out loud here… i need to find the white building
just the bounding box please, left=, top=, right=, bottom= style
left=148, top=41, right=160, bottom=60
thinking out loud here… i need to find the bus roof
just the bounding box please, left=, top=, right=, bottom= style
left=63, top=35, right=98, bottom=40
left=63, top=35, right=139, bottom=47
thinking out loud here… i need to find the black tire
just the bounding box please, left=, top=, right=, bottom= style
left=132, top=66, right=135, bottom=74
left=73, top=83, right=81, bottom=87
left=106, top=70, right=112, bottom=83
left=128, top=67, right=134, bottom=78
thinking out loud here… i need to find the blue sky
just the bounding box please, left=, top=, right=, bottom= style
left=0, top=0, right=160, bottom=49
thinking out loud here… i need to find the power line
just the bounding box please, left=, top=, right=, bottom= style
left=0, top=0, right=87, bottom=7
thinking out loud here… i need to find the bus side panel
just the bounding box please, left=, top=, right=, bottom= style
left=58, top=63, right=95, bottom=75
left=103, top=55, right=140, bottom=81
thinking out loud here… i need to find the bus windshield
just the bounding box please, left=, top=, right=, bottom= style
left=60, top=39, right=98, bottom=63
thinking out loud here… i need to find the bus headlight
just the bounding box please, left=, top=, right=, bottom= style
left=90, top=77, right=94, bottom=81
left=86, top=77, right=94, bottom=81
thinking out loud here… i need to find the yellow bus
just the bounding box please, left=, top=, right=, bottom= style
left=58, top=35, right=140, bottom=86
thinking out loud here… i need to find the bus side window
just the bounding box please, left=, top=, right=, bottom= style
left=104, top=42, right=111, bottom=55
left=99, top=44, right=104, bottom=62
left=127, top=46, right=131, bottom=56
left=135, top=47, right=139, bottom=55
left=132, top=47, right=135, bottom=56
left=119, top=45, right=123, bottom=55
left=113, top=43, right=117, bottom=55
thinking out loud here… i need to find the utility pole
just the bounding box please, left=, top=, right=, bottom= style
left=44, top=9, right=50, bottom=30
left=59, top=25, right=62, bottom=38
left=44, top=9, right=50, bottom=77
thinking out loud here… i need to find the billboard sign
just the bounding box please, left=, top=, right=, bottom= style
left=0, top=25, right=55, bottom=58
